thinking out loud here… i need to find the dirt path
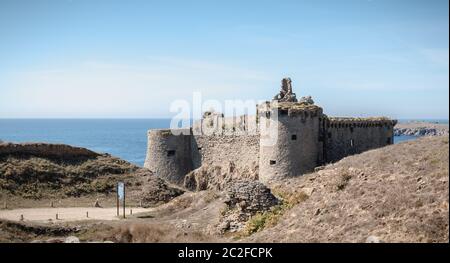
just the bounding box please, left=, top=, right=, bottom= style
left=0, top=207, right=153, bottom=223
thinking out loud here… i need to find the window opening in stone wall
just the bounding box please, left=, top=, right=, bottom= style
left=280, top=109, right=288, bottom=116
left=350, top=127, right=354, bottom=133
left=270, top=160, right=276, bottom=165
left=167, top=150, right=176, bottom=157
left=291, top=134, right=297, bottom=140
left=387, top=137, right=392, bottom=144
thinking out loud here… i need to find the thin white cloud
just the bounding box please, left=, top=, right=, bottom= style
left=0, top=58, right=273, bottom=118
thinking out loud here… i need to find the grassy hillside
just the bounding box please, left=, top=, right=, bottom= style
left=245, top=136, right=449, bottom=243
left=1, top=137, right=448, bottom=243
left=0, top=143, right=183, bottom=208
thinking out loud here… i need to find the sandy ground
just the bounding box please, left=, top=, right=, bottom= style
left=0, top=207, right=153, bottom=223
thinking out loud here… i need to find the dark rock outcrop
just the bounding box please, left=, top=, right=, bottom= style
left=216, top=181, right=279, bottom=233
left=224, top=181, right=279, bottom=214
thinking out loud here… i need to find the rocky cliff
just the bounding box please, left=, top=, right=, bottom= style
left=394, top=122, right=449, bottom=137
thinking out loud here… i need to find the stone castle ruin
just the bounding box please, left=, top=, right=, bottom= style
left=144, top=78, right=397, bottom=185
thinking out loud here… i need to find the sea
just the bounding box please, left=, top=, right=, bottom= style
left=0, top=119, right=448, bottom=167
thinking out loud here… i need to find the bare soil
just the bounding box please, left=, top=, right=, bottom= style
left=0, top=207, right=153, bottom=223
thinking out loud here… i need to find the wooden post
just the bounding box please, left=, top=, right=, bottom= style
left=123, top=185, right=126, bottom=219
left=86, top=211, right=89, bottom=218
left=130, top=209, right=132, bottom=215
left=20, top=214, right=24, bottom=221
left=56, top=213, right=58, bottom=220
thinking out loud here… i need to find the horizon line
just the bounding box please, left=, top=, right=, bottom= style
left=0, top=117, right=449, bottom=120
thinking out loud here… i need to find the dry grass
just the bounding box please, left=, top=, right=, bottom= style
left=0, top=154, right=139, bottom=198
left=246, top=136, right=449, bottom=243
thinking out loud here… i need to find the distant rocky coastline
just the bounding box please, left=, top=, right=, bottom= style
left=394, top=122, right=449, bottom=137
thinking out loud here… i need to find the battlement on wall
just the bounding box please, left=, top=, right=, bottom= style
left=193, top=113, right=259, bottom=136
left=147, top=128, right=192, bottom=137
left=257, top=101, right=323, bottom=119
left=325, top=117, right=397, bottom=128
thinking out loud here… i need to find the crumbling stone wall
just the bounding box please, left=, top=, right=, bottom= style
left=192, top=134, right=259, bottom=173
left=144, top=128, right=259, bottom=186
left=193, top=114, right=259, bottom=136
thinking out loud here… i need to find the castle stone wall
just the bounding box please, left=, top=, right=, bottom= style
left=192, top=134, right=259, bottom=172
left=323, top=118, right=396, bottom=163
left=190, top=113, right=260, bottom=174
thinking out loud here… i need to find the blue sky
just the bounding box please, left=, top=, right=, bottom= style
left=0, top=0, right=448, bottom=119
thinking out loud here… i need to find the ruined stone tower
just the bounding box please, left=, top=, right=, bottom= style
left=258, top=78, right=324, bottom=183
left=144, top=129, right=193, bottom=184
left=258, top=102, right=323, bottom=183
